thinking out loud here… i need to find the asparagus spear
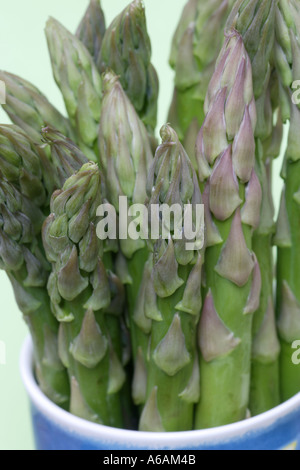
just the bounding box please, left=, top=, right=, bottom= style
left=0, top=124, right=88, bottom=208
left=44, top=131, right=130, bottom=423
left=76, top=0, right=106, bottom=65
left=250, top=121, right=282, bottom=416
left=250, top=127, right=282, bottom=413
left=168, top=0, right=234, bottom=163
left=138, top=124, right=203, bottom=432
left=42, top=162, right=126, bottom=426
left=99, top=71, right=153, bottom=407
left=227, top=0, right=282, bottom=415
left=45, top=18, right=102, bottom=162
left=195, top=31, right=262, bottom=428
left=99, top=0, right=159, bottom=135
left=98, top=71, right=153, bottom=212
left=0, top=125, right=91, bottom=408
left=170, top=3, right=280, bottom=414
left=41, top=127, right=88, bottom=187
left=0, top=176, right=69, bottom=406
left=0, top=124, right=58, bottom=209
left=274, top=0, right=300, bottom=401
left=275, top=0, right=300, bottom=118
left=0, top=71, right=75, bottom=144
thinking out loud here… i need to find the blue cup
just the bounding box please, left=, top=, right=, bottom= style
left=21, top=337, right=300, bottom=450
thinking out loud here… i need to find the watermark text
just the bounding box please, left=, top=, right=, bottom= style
left=0, top=340, right=6, bottom=365
left=96, top=197, right=204, bottom=251
left=0, top=81, right=6, bottom=105
left=292, top=340, right=300, bottom=366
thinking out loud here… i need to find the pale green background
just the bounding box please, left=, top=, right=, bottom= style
left=0, top=0, right=284, bottom=450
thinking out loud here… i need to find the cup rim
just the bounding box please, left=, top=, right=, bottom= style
left=20, top=335, right=300, bottom=446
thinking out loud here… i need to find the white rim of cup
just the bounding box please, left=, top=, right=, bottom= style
left=20, top=335, right=300, bottom=448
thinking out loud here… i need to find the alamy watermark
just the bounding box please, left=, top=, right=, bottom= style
left=286, top=85, right=300, bottom=366
left=96, top=197, right=205, bottom=251
left=0, top=80, right=6, bottom=105
left=0, top=340, right=6, bottom=365
left=292, top=81, right=300, bottom=105
left=292, top=340, right=300, bottom=366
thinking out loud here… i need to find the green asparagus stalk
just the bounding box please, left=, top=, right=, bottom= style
left=168, top=0, right=234, bottom=162
left=76, top=0, right=106, bottom=65
left=275, top=0, right=300, bottom=118
left=227, top=0, right=276, bottom=102
left=226, top=0, right=278, bottom=145
left=0, top=124, right=88, bottom=209
left=0, top=71, right=75, bottom=144
left=42, top=162, right=126, bottom=426
left=226, top=0, right=278, bottom=143
left=0, top=125, right=91, bottom=408
left=98, top=71, right=153, bottom=407
left=99, top=0, right=159, bottom=135
left=41, top=127, right=88, bottom=187
left=0, top=177, right=70, bottom=406
left=45, top=18, right=102, bottom=162
left=227, top=0, right=282, bottom=415
left=0, top=124, right=58, bottom=209
left=250, top=85, right=282, bottom=416
left=138, top=124, right=203, bottom=432
left=275, top=103, right=300, bottom=401
left=169, top=0, right=198, bottom=70
left=170, top=3, right=280, bottom=415
left=272, top=0, right=300, bottom=402
left=249, top=77, right=281, bottom=418
left=195, top=31, right=262, bottom=428
left=98, top=71, right=153, bottom=212
left=250, top=133, right=281, bottom=416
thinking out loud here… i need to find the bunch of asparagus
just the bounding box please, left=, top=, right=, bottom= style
left=0, top=0, right=299, bottom=433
